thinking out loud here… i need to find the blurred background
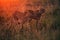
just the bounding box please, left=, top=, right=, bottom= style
left=0, top=0, right=60, bottom=40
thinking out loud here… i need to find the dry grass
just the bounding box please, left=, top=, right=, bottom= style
left=0, top=0, right=60, bottom=40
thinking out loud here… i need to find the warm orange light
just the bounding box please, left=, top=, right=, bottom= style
left=0, top=0, right=27, bottom=17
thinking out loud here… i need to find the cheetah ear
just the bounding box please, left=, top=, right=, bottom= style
left=39, top=8, right=45, bottom=14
